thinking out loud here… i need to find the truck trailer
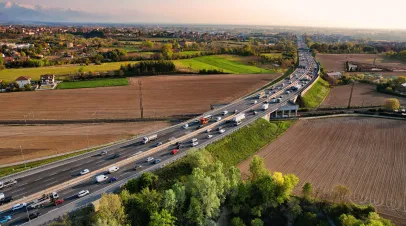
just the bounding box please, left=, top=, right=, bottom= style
left=143, top=134, right=158, bottom=144
left=0, top=180, right=17, bottom=189
left=29, top=192, right=59, bottom=209
left=232, top=113, right=246, bottom=126
left=262, top=103, right=269, bottom=111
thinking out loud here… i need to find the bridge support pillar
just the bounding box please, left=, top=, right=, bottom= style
left=295, top=110, right=298, bottom=116
left=288, top=110, right=291, bottom=117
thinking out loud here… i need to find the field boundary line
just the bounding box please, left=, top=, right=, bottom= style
left=300, top=113, right=406, bottom=121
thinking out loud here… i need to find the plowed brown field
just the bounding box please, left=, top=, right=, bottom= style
left=239, top=117, right=406, bottom=223
left=321, top=83, right=406, bottom=107
left=0, top=121, right=169, bottom=165
left=0, top=74, right=278, bottom=121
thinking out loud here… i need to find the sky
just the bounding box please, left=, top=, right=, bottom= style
left=10, top=0, right=406, bottom=29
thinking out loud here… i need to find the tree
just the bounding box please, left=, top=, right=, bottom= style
left=231, top=217, right=246, bottom=226
left=93, top=218, right=121, bottom=226
left=250, top=218, right=264, bottom=226
left=142, top=40, right=154, bottom=49
left=249, top=155, right=269, bottom=181
left=186, top=197, right=204, bottom=226
left=24, top=83, right=32, bottom=91
left=332, top=185, right=350, bottom=203
left=162, top=189, right=177, bottom=214
left=339, top=214, right=363, bottom=226
left=383, top=98, right=400, bottom=111
left=149, top=209, right=176, bottom=226
left=302, top=183, right=313, bottom=200
left=95, top=194, right=127, bottom=225
left=161, top=44, right=173, bottom=60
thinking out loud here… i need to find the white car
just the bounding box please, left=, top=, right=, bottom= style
left=80, top=169, right=90, bottom=175
left=77, top=190, right=90, bottom=198
left=254, top=111, right=258, bottom=115
left=183, top=124, right=189, bottom=129
left=12, top=203, right=27, bottom=211
left=206, top=128, right=212, bottom=133
left=222, top=111, right=228, bottom=115
left=146, top=157, right=154, bottom=162
left=207, top=134, right=213, bottom=139
left=285, top=91, right=291, bottom=94
left=108, top=166, right=119, bottom=173
left=253, top=100, right=258, bottom=104
left=219, top=129, right=226, bottom=134
left=191, top=138, right=198, bottom=143
left=216, top=117, right=222, bottom=122
left=191, top=141, right=199, bottom=147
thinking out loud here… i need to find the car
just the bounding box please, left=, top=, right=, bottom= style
left=219, top=129, right=226, bottom=134
left=154, top=159, right=161, bottom=164
left=289, top=81, right=293, bottom=84
left=77, top=190, right=90, bottom=198
left=146, top=157, right=154, bottom=162
left=191, top=138, right=198, bottom=143
left=191, top=141, right=199, bottom=147
left=100, top=151, right=108, bottom=156
left=254, top=111, right=258, bottom=115
left=285, top=91, right=291, bottom=94
left=109, top=177, right=118, bottom=183
left=12, top=202, right=27, bottom=211
left=207, top=134, right=213, bottom=139
left=171, top=149, right=179, bottom=155
left=183, top=124, right=189, bottom=129
left=222, top=110, right=228, bottom=115
left=234, top=110, right=238, bottom=113
left=217, top=127, right=223, bottom=131
left=134, top=165, right=143, bottom=170
left=253, top=100, right=257, bottom=104
left=28, top=212, right=41, bottom=219
left=175, top=141, right=181, bottom=145
left=216, top=117, right=222, bottom=122
left=206, top=128, right=212, bottom=133
left=112, top=153, right=121, bottom=159
left=54, top=199, right=65, bottom=205
left=80, top=169, right=90, bottom=175
left=0, top=215, right=11, bottom=223
left=155, top=142, right=163, bottom=147
left=279, top=96, right=283, bottom=98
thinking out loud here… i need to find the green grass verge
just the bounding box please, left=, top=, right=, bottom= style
left=174, top=55, right=273, bottom=74
left=151, top=119, right=294, bottom=190
left=205, top=119, right=295, bottom=168
left=302, top=77, right=330, bottom=108
left=57, top=78, right=129, bottom=89
left=0, top=147, right=104, bottom=178
left=0, top=61, right=138, bottom=82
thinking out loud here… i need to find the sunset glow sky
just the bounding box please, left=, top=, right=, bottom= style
left=13, top=0, right=406, bottom=29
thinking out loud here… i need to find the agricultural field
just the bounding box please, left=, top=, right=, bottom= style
left=0, top=121, right=169, bottom=165
left=57, top=78, right=129, bottom=89
left=238, top=117, right=406, bottom=223
left=178, top=51, right=201, bottom=56
left=321, top=83, right=406, bottom=107
left=260, top=52, right=283, bottom=58
left=317, top=53, right=406, bottom=77
left=0, top=61, right=138, bottom=82
left=0, top=73, right=279, bottom=120
left=174, top=55, right=273, bottom=74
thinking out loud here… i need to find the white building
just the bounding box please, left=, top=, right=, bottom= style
left=15, top=76, right=31, bottom=88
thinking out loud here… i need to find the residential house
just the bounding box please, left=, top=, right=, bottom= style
left=40, top=74, right=55, bottom=85
left=15, top=76, right=31, bottom=88
left=66, top=42, right=74, bottom=48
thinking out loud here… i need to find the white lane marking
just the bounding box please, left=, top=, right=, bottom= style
left=42, top=177, right=57, bottom=183
left=9, top=187, right=25, bottom=193
left=34, top=177, right=43, bottom=182
left=45, top=181, right=57, bottom=187
left=47, top=208, right=59, bottom=213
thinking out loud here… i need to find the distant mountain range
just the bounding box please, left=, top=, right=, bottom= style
left=0, top=1, right=109, bottom=23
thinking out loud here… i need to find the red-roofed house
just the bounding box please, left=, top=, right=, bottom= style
left=15, top=76, right=31, bottom=88
left=40, top=74, right=55, bottom=85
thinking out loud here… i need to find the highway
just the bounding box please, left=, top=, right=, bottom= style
left=0, top=39, right=318, bottom=226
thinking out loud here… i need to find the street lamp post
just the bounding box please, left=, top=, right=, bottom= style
left=20, top=145, right=26, bottom=168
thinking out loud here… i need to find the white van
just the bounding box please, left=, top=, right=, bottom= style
left=108, top=166, right=119, bottom=173
left=96, top=175, right=108, bottom=183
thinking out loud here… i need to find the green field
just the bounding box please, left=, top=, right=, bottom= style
left=261, top=52, right=283, bottom=58
left=174, top=55, right=273, bottom=74
left=301, top=77, right=330, bottom=108
left=0, top=61, right=138, bottom=82
left=57, top=78, right=129, bottom=89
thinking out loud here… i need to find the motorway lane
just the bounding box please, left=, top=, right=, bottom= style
left=1, top=44, right=318, bottom=225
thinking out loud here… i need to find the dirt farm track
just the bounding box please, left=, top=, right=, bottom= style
left=239, top=117, right=406, bottom=224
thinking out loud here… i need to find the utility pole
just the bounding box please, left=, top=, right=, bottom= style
left=20, top=145, right=26, bottom=168
left=138, top=80, right=144, bottom=119
left=347, top=82, right=355, bottom=109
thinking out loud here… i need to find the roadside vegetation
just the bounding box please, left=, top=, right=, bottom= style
left=57, top=78, right=129, bottom=89
left=301, top=77, right=330, bottom=108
